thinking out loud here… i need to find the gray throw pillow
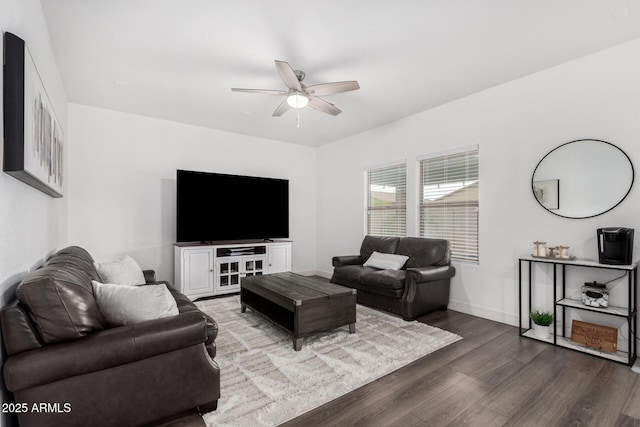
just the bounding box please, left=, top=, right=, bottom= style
left=363, top=251, right=409, bottom=270
left=92, top=281, right=179, bottom=327
left=94, top=255, right=146, bottom=286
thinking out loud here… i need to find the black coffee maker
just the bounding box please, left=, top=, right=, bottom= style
left=597, top=227, right=634, bottom=265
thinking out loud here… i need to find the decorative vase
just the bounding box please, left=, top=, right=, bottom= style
left=533, top=323, right=551, bottom=340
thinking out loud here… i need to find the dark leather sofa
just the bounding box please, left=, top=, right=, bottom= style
left=0, top=246, right=220, bottom=427
left=331, top=235, right=455, bottom=320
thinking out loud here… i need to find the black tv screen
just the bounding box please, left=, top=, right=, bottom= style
left=177, top=170, right=289, bottom=242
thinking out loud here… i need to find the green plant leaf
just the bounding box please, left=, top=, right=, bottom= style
left=529, top=310, right=553, bottom=326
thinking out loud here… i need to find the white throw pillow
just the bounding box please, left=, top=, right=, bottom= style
left=92, top=281, right=179, bottom=327
left=94, top=255, right=146, bottom=286
left=363, top=251, right=409, bottom=270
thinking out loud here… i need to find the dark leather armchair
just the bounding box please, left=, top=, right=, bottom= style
left=331, top=236, right=455, bottom=320
left=1, top=246, right=220, bottom=427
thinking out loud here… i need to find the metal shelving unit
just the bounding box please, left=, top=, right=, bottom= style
left=518, top=256, right=638, bottom=366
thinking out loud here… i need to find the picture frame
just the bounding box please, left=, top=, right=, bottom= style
left=532, top=179, right=559, bottom=210
left=3, top=32, right=64, bottom=198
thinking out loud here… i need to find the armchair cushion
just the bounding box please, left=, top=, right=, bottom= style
left=92, top=281, right=179, bottom=327
left=332, top=265, right=377, bottom=284
left=16, top=246, right=107, bottom=344
left=359, top=235, right=400, bottom=262
left=397, top=237, right=451, bottom=268
left=359, top=270, right=406, bottom=298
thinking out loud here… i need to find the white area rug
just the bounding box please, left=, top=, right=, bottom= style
left=196, top=295, right=461, bottom=427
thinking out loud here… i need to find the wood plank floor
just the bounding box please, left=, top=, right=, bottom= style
left=280, top=307, right=640, bottom=427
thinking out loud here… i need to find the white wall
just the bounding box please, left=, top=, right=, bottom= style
left=0, top=1, right=68, bottom=425
left=67, top=104, right=317, bottom=280
left=316, top=39, right=640, bottom=330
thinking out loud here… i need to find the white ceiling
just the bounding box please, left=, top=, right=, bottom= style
left=40, top=0, right=640, bottom=147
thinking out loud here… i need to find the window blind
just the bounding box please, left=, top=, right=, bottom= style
left=366, top=162, right=406, bottom=237
left=419, top=148, right=479, bottom=263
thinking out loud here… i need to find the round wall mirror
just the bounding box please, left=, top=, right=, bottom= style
left=532, top=139, right=634, bottom=219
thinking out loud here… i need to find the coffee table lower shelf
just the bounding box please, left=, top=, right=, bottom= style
left=241, top=294, right=294, bottom=335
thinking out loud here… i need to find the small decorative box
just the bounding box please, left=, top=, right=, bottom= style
left=581, top=284, right=609, bottom=308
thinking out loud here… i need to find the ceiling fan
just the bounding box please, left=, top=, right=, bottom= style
left=232, top=60, right=360, bottom=117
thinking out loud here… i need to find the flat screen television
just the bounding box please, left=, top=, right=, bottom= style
left=176, top=169, right=289, bottom=243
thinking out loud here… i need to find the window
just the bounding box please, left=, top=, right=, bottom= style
left=419, top=147, right=479, bottom=263
left=366, top=162, right=406, bottom=237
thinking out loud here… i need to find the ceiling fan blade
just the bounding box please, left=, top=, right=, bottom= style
left=305, top=81, right=360, bottom=97
left=272, top=99, right=290, bottom=117
left=231, top=88, right=288, bottom=95
left=275, top=60, right=302, bottom=91
left=308, top=96, right=342, bottom=116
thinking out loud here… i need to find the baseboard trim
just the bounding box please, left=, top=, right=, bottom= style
left=295, top=269, right=332, bottom=279
left=448, top=300, right=518, bottom=327
left=314, top=270, right=333, bottom=279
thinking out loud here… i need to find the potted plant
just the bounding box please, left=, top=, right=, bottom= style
left=529, top=310, right=553, bottom=339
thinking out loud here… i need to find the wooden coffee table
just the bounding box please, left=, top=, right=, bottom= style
left=240, top=272, right=357, bottom=351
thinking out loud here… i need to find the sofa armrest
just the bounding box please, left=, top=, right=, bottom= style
left=143, top=269, right=157, bottom=284
left=401, top=265, right=455, bottom=319
left=4, top=311, right=210, bottom=392
left=142, top=270, right=176, bottom=292
left=406, top=265, right=456, bottom=283
left=332, top=255, right=363, bottom=267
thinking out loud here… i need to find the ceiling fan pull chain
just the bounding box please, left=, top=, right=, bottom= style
left=296, top=110, right=300, bottom=129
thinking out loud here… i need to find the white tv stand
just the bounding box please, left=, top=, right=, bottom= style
left=174, top=240, right=292, bottom=300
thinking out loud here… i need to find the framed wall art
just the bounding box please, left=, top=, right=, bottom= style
left=3, top=32, right=63, bottom=198
left=532, top=179, right=559, bottom=210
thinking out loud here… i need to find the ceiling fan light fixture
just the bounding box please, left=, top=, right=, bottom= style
left=232, top=60, right=359, bottom=117
left=287, top=92, right=309, bottom=109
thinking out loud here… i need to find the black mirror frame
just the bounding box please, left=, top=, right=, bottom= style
left=531, top=139, right=634, bottom=219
